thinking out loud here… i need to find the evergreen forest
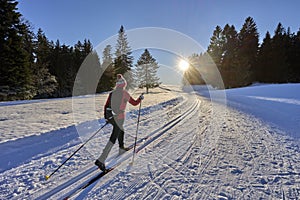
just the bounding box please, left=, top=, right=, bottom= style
left=1, top=0, right=300, bottom=101
left=184, top=17, right=300, bottom=88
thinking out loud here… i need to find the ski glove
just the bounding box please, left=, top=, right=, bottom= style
left=139, top=94, right=144, bottom=100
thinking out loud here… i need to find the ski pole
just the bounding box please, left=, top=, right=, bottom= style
left=45, top=122, right=108, bottom=180
left=131, top=98, right=142, bottom=165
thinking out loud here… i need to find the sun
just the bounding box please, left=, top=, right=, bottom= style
left=178, top=59, right=190, bottom=72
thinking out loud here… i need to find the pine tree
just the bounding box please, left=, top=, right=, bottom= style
left=0, top=0, right=33, bottom=100
left=74, top=41, right=85, bottom=71
left=135, top=49, right=160, bottom=94
left=74, top=39, right=93, bottom=80
left=237, top=17, right=259, bottom=86
left=98, top=45, right=114, bottom=91
left=114, top=25, right=134, bottom=88
left=33, top=28, right=57, bottom=98
left=48, top=41, right=73, bottom=97
left=220, top=24, right=239, bottom=88
left=271, top=23, right=289, bottom=83
left=207, top=25, right=224, bottom=68
left=288, top=29, right=300, bottom=82
left=257, top=31, right=273, bottom=82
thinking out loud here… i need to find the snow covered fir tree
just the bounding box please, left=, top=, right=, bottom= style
left=135, top=49, right=161, bottom=94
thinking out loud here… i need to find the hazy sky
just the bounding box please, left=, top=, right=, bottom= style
left=18, top=0, right=300, bottom=49
left=17, top=0, right=300, bottom=85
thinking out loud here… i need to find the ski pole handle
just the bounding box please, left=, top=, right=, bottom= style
left=139, top=93, right=144, bottom=100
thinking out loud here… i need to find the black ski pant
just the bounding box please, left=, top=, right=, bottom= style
left=109, top=118, right=125, bottom=148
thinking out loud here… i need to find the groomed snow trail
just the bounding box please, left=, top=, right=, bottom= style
left=0, top=89, right=299, bottom=199
left=83, top=96, right=300, bottom=200
left=38, top=96, right=199, bottom=199
left=0, top=89, right=192, bottom=200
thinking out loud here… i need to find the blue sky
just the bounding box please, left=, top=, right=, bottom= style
left=17, top=0, right=300, bottom=85
left=18, top=0, right=300, bottom=50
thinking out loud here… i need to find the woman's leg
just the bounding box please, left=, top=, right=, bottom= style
left=97, top=120, right=121, bottom=163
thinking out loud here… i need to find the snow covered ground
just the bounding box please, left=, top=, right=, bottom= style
left=0, top=84, right=299, bottom=199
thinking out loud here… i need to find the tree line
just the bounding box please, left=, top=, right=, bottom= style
left=0, top=0, right=94, bottom=100
left=2, top=0, right=299, bottom=101
left=0, top=0, right=160, bottom=101
left=184, top=17, right=300, bottom=88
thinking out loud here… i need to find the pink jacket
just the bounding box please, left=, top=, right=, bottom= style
left=104, top=89, right=141, bottom=120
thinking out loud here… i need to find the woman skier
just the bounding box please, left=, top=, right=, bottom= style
left=95, top=74, right=144, bottom=171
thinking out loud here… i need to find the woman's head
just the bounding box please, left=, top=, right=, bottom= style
left=116, top=74, right=127, bottom=88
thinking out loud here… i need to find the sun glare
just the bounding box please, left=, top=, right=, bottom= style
left=179, top=59, right=190, bottom=71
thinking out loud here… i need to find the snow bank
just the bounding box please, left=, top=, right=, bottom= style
left=193, top=83, right=300, bottom=139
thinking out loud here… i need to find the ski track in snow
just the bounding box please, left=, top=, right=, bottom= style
left=80, top=97, right=300, bottom=200
left=0, top=85, right=300, bottom=199
left=0, top=87, right=187, bottom=199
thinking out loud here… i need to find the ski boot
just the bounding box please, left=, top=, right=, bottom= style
left=119, top=146, right=131, bottom=155
left=95, top=159, right=106, bottom=171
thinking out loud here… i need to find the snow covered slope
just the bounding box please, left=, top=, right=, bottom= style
left=0, top=84, right=299, bottom=199
left=194, top=83, right=300, bottom=138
